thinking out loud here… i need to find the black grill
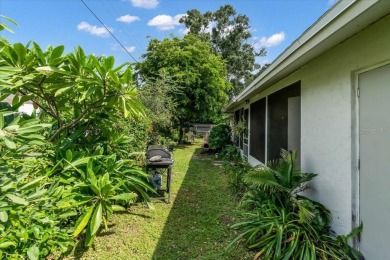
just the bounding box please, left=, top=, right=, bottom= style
left=146, top=145, right=174, bottom=167
left=146, top=145, right=174, bottom=203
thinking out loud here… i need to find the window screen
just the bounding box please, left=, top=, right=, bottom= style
left=267, top=82, right=300, bottom=161
left=234, top=110, right=240, bottom=146
left=250, top=98, right=266, bottom=162
left=240, top=108, right=244, bottom=150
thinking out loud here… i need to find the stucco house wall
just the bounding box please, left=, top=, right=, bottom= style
left=239, top=13, right=390, bottom=235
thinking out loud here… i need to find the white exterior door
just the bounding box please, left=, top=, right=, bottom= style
left=359, top=63, right=390, bottom=259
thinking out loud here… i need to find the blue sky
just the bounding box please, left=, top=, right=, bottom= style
left=0, top=0, right=336, bottom=66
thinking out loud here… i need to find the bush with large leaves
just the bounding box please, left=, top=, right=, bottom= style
left=0, top=30, right=153, bottom=258
left=0, top=112, right=74, bottom=258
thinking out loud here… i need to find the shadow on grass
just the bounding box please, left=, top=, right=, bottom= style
left=151, top=148, right=251, bottom=260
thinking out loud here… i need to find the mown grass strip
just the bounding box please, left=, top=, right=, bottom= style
left=72, top=140, right=252, bottom=259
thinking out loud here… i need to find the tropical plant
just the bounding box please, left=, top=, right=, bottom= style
left=0, top=112, right=74, bottom=259
left=243, top=150, right=318, bottom=216
left=231, top=118, right=247, bottom=137
left=65, top=160, right=138, bottom=247
left=0, top=15, right=17, bottom=35
left=231, top=201, right=362, bottom=259
left=208, top=123, right=232, bottom=151
left=0, top=42, right=145, bottom=142
left=229, top=150, right=363, bottom=259
left=0, top=28, right=153, bottom=257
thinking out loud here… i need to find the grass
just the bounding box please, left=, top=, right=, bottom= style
left=71, top=140, right=253, bottom=259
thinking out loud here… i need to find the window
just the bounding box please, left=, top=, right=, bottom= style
left=234, top=110, right=240, bottom=146
left=267, top=82, right=301, bottom=161
left=249, top=98, right=266, bottom=162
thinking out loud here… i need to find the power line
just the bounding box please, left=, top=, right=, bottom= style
left=80, top=0, right=138, bottom=63
left=103, top=0, right=146, bottom=58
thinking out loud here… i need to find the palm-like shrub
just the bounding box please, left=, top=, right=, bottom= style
left=243, top=150, right=324, bottom=222
left=230, top=150, right=362, bottom=259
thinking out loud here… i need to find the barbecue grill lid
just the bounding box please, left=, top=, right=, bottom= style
left=147, top=145, right=172, bottom=159
left=149, top=155, right=162, bottom=162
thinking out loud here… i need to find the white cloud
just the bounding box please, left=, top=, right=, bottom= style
left=179, top=28, right=189, bottom=35
left=220, top=24, right=235, bottom=37
left=111, top=43, right=136, bottom=53
left=116, top=15, right=140, bottom=24
left=77, top=21, right=111, bottom=37
left=125, top=46, right=136, bottom=52
left=111, top=43, right=119, bottom=51
left=205, top=21, right=217, bottom=34
left=147, top=14, right=185, bottom=31
left=255, top=32, right=285, bottom=49
left=130, top=0, right=159, bottom=9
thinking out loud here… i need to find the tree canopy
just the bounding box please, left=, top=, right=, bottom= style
left=136, top=34, right=230, bottom=141
left=180, top=5, right=266, bottom=98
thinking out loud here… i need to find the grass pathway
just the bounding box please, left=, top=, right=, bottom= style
left=73, top=141, right=252, bottom=259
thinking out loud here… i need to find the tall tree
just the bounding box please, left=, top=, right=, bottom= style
left=180, top=5, right=266, bottom=98
left=136, top=34, right=230, bottom=142
left=138, top=72, right=179, bottom=141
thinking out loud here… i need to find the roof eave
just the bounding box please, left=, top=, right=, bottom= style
left=225, top=0, right=389, bottom=112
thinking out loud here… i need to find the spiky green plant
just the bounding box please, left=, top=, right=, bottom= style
left=243, top=150, right=323, bottom=222
left=230, top=150, right=363, bottom=259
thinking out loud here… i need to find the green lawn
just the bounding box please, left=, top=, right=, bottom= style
left=72, top=140, right=253, bottom=259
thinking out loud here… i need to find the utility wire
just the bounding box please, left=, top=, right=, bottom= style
left=80, top=0, right=138, bottom=63
left=103, top=0, right=146, bottom=57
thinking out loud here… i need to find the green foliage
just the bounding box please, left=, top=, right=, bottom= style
left=223, top=158, right=251, bottom=199
left=0, top=41, right=145, bottom=142
left=138, top=73, right=179, bottom=133
left=159, top=137, right=177, bottom=151
left=228, top=150, right=363, bottom=259
left=0, top=112, right=74, bottom=258
left=219, top=144, right=241, bottom=161
left=136, top=34, right=230, bottom=142
left=67, top=160, right=143, bottom=246
left=180, top=5, right=266, bottom=98
left=208, top=123, right=232, bottom=151
left=71, top=142, right=254, bottom=259
left=231, top=201, right=362, bottom=259
left=231, top=118, right=247, bottom=137
left=0, top=35, right=153, bottom=258
left=0, top=15, right=18, bottom=33
left=0, top=110, right=154, bottom=257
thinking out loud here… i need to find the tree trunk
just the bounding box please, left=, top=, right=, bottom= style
left=178, top=127, right=184, bottom=144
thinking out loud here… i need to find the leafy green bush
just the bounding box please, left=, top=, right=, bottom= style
left=223, top=160, right=251, bottom=200
left=0, top=33, right=154, bottom=258
left=208, top=123, right=232, bottom=151
left=229, top=150, right=363, bottom=259
left=219, top=145, right=241, bottom=161
left=159, top=137, right=177, bottom=151
left=0, top=113, right=73, bottom=258
left=0, top=111, right=155, bottom=258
